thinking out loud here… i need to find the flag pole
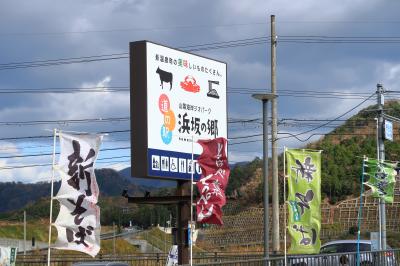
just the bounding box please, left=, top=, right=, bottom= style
left=356, top=156, right=366, bottom=266
left=283, top=147, right=287, bottom=266
left=47, top=128, right=57, bottom=266
left=190, top=135, right=194, bottom=266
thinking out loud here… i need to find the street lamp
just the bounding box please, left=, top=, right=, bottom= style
left=252, top=93, right=277, bottom=264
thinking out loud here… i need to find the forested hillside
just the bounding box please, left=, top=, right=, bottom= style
left=226, top=100, right=400, bottom=205
left=0, top=168, right=147, bottom=212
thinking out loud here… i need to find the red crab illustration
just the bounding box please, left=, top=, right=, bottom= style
left=180, top=75, right=200, bottom=93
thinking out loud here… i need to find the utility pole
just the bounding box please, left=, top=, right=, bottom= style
left=376, top=83, right=387, bottom=250
left=23, top=210, right=26, bottom=255
left=270, top=14, right=280, bottom=254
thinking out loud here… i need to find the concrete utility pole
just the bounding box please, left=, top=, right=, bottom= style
left=376, top=83, right=387, bottom=250
left=270, top=14, right=280, bottom=253
left=253, top=93, right=276, bottom=264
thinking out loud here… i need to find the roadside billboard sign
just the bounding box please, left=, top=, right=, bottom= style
left=130, top=41, right=227, bottom=180
left=384, top=120, right=393, bottom=141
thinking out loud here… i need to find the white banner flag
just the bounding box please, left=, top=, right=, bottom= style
left=165, top=245, right=178, bottom=266
left=55, top=198, right=100, bottom=228
left=53, top=132, right=102, bottom=257
left=57, top=133, right=102, bottom=203
left=54, top=199, right=100, bottom=257
left=0, top=246, right=17, bottom=266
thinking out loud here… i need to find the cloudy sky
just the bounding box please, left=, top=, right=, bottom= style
left=1, top=0, right=400, bottom=183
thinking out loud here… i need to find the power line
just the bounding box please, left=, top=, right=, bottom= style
left=229, top=131, right=382, bottom=146
left=0, top=87, right=129, bottom=94
left=0, top=86, right=383, bottom=100
left=0, top=156, right=132, bottom=170
left=0, top=116, right=129, bottom=126
left=0, top=129, right=383, bottom=169
left=0, top=146, right=130, bottom=159
left=0, top=118, right=372, bottom=154
left=0, top=129, right=129, bottom=141
left=4, top=34, right=400, bottom=71
left=0, top=53, right=128, bottom=67
left=0, top=22, right=267, bottom=37
left=0, top=115, right=375, bottom=126
left=0, top=37, right=269, bottom=71
left=278, top=20, right=400, bottom=24
left=0, top=114, right=377, bottom=143
left=277, top=93, right=376, bottom=141
left=0, top=56, right=128, bottom=70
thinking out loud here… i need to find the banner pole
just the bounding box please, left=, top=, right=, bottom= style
left=47, top=128, right=57, bottom=266
left=190, top=135, right=194, bottom=266
left=356, top=156, right=366, bottom=266
left=283, top=147, right=287, bottom=266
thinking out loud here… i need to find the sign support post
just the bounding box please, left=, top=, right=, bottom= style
left=190, top=135, right=194, bottom=266
left=177, top=181, right=190, bottom=264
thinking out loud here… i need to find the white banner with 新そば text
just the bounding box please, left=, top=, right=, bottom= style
left=52, top=132, right=102, bottom=257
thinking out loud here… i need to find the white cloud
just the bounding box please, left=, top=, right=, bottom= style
left=0, top=142, right=19, bottom=154
left=0, top=155, right=52, bottom=183
left=46, top=75, right=129, bottom=120
left=2, top=0, right=400, bottom=181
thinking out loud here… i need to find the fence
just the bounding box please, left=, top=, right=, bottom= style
left=16, top=252, right=263, bottom=266
left=16, top=249, right=400, bottom=265
left=199, top=186, right=400, bottom=248
left=187, top=248, right=400, bottom=266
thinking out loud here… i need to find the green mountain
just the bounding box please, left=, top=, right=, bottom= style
left=309, top=100, right=400, bottom=203
left=226, top=100, right=400, bottom=205
left=0, top=168, right=147, bottom=213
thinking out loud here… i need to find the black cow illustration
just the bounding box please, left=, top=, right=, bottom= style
left=156, top=67, right=173, bottom=90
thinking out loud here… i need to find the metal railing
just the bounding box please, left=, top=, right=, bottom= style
left=15, top=249, right=400, bottom=266
left=16, top=252, right=263, bottom=266
left=188, top=248, right=400, bottom=266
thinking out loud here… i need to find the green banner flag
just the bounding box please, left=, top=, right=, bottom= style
left=363, top=159, right=396, bottom=203
left=0, top=246, right=17, bottom=266
left=286, top=149, right=321, bottom=254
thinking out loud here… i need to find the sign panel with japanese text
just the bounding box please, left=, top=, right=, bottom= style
left=130, top=41, right=227, bottom=180
left=286, top=149, right=321, bottom=254
left=384, top=120, right=393, bottom=141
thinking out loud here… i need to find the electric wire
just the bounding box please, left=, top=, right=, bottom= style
left=0, top=37, right=269, bottom=70
left=0, top=157, right=132, bottom=170
left=0, top=117, right=129, bottom=126
left=276, top=93, right=376, bottom=141
left=0, top=22, right=267, bottom=37
left=0, top=129, right=129, bottom=141
left=7, top=34, right=400, bottom=71
left=0, top=128, right=384, bottom=170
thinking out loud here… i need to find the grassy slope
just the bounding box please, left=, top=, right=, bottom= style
left=0, top=222, right=138, bottom=254
left=140, top=227, right=205, bottom=253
